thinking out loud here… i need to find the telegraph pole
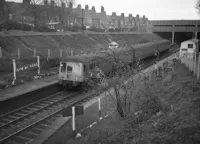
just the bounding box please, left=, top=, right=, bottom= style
left=82, top=8, right=84, bottom=34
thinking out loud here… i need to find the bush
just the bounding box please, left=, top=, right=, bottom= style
left=37, top=26, right=57, bottom=32
left=0, top=58, right=13, bottom=72
left=88, top=27, right=105, bottom=32
left=2, top=21, right=33, bottom=31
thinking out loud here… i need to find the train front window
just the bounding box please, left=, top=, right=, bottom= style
left=188, top=44, right=193, bottom=48
left=61, top=63, right=66, bottom=72
left=67, top=66, right=73, bottom=73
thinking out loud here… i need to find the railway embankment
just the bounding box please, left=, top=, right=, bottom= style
left=45, top=57, right=200, bottom=144
left=0, top=32, right=163, bottom=89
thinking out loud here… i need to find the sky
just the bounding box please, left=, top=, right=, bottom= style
left=7, top=0, right=200, bottom=20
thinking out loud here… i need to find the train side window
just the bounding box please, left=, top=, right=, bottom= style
left=89, top=63, right=93, bottom=70
left=67, top=66, right=73, bottom=73
left=188, top=44, right=193, bottom=48
left=84, top=65, right=86, bottom=72
left=61, top=63, right=66, bottom=72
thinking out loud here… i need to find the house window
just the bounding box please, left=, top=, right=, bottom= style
left=67, top=66, right=73, bottom=73
left=188, top=44, right=193, bottom=48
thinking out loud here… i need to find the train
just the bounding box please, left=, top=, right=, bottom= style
left=58, top=39, right=172, bottom=88
left=180, top=39, right=199, bottom=58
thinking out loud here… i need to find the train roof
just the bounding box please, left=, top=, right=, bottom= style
left=132, top=39, right=170, bottom=49
left=181, top=39, right=199, bottom=44
left=61, top=47, right=132, bottom=63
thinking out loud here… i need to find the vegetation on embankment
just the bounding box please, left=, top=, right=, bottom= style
left=62, top=63, right=200, bottom=144
left=0, top=33, right=163, bottom=58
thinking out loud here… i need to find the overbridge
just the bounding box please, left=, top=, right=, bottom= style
left=148, top=20, right=200, bottom=43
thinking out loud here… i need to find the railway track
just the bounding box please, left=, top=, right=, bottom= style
left=0, top=90, right=97, bottom=144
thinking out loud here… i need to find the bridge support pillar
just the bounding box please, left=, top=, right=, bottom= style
left=172, top=32, right=175, bottom=44
left=195, top=32, right=198, bottom=39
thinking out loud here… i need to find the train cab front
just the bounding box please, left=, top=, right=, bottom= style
left=58, top=61, right=84, bottom=88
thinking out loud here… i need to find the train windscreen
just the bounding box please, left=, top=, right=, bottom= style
left=61, top=63, right=66, bottom=72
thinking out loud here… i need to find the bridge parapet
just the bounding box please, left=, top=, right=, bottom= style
left=149, top=26, right=200, bottom=32
left=149, top=20, right=200, bottom=26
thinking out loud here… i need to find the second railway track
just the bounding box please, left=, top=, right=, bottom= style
left=0, top=90, right=97, bottom=144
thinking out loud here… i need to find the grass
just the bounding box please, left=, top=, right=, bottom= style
left=50, top=62, right=200, bottom=144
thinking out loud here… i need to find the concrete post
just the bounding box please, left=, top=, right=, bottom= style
left=197, top=55, right=200, bottom=80
left=72, top=106, right=76, bottom=137
left=71, top=50, right=73, bottom=56
left=34, top=48, right=36, bottom=57
left=193, top=55, right=196, bottom=76
left=195, top=25, right=198, bottom=39
left=60, top=49, right=62, bottom=58
left=13, top=59, right=16, bottom=83
left=48, top=49, right=50, bottom=59
left=172, top=31, right=175, bottom=44
left=0, top=47, right=2, bottom=58
left=98, top=97, right=102, bottom=120
left=18, top=48, right=20, bottom=59
left=37, top=56, right=40, bottom=75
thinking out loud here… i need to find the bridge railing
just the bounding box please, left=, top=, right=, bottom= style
left=149, top=26, right=200, bottom=32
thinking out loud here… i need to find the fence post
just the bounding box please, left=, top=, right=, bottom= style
left=48, top=49, right=50, bottom=60
left=190, top=56, right=193, bottom=73
left=18, top=48, right=20, bottom=59
left=37, top=56, right=40, bottom=75
left=60, top=49, right=62, bottom=58
left=72, top=106, right=76, bottom=137
left=71, top=50, right=73, bottom=56
left=193, top=54, right=197, bottom=76
left=197, top=55, right=200, bottom=80
left=98, top=97, right=102, bottom=120
left=34, top=48, right=36, bottom=57
left=0, top=47, right=2, bottom=58
left=13, top=59, right=16, bottom=84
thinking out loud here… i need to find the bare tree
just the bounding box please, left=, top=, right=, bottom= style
left=1, top=0, right=11, bottom=30
left=53, top=0, right=76, bottom=27
left=196, top=0, right=200, bottom=15
left=93, top=48, right=143, bottom=118
left=24, top=0, right=43, bottom=30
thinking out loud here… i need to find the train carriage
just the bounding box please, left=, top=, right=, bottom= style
left=58, top=39, right=172, bottom=89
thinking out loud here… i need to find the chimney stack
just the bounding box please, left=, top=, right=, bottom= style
left=85, top=5, right=89, bottom=10
left=77, top=4, right=81, bottom=9
left=44, top=0, right=48, bottom=6
left=69, top=2, right=73, bottom=8
left=101, top=6, right=105, bottom=13
left=23, top=0, right=30, bottom=4
left=51, top=0, right=55, bottom=7
left=121, top=13, right=124, bottom=17
left=61, top=2, right=65, bottom=8
left=129, top=14, right=132, bottom=18
left=92, top=6, right=96, bottom=12
left=112, top=12, right=116, bottom=16
left=136, top=14, right=139, bottom=20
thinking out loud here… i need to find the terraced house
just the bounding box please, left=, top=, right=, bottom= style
left=0, top=0, right=149, bottom=32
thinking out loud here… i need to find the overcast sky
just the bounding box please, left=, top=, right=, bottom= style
left=7, top=0, right=200, bottom=20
